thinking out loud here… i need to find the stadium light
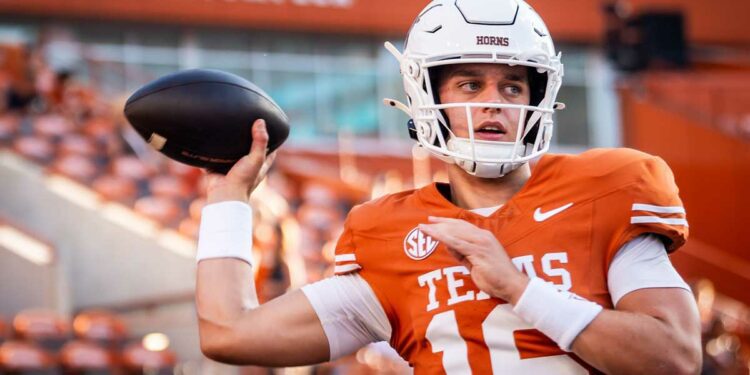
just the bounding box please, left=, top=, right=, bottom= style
left=142, top=332, right=170, bottom=352
left=0, top=225, right=53, bottom=265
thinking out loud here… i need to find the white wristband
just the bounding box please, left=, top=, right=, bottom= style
left=196, top=201, right=253, bottom=265
left=513, top=277, right=603, bottom=351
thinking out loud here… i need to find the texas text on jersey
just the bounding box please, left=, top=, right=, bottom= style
left=333, top=148, right=688, bottom=374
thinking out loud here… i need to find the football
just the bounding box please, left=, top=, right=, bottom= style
left=123, top=69, right=290, bottom=174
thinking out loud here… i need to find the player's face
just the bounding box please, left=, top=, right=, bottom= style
left=437, top=64, right=531, bottom=142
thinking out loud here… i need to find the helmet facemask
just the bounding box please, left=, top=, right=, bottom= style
left=384, top=0, right=565, bottom=178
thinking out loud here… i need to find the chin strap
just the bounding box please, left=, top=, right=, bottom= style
left=471, top=161, right=523, bottom=178
left=448, top=139, right=532, bottom=178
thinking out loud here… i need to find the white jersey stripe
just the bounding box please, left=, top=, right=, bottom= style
left=631, top=203, right=685, bottom=214
left=335, top=254, right=357, bottom=262
left=631, top=216, right=689, bottom=226
left=334, top=263, right=362, bottom=274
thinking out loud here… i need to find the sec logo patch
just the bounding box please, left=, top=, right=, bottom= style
left=404, top=227, right=439, bottom=260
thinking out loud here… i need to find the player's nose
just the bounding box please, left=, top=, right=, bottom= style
left=480, top=88, right=505, bottom=113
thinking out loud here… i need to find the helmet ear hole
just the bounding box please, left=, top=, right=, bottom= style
left=423, top=65, right=452, bottom=147
left=523, top=67, right=549, bottom=145
left=523, top=123, right=539, bottom=144
left=528, top=67, right=548, bottom=107
left=407, top=119, right=418, bottom=141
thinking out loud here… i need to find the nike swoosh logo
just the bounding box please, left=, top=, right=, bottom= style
left=534, top=202, right=574, bottom=222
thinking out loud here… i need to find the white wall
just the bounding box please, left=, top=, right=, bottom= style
left=0, top=151, right=196, bottom=313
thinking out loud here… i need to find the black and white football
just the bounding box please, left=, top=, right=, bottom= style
left=124, top=69, right=289, bottom=174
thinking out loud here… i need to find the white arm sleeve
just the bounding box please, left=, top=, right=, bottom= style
left=301, top=274, right=392, bottom=360
left=608, top=234, right=691, bottom=306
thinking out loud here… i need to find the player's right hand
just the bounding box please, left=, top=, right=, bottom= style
left=419, top=216, right=529, bottom=304
left=205, top=119, right=277, bottom=204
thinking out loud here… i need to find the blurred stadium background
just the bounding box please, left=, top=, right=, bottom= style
left=0, top=0, right=747, bottom=374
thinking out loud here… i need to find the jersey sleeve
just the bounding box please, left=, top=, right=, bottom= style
left=329, top=200, right=403, bottom=346
left=300, top=274, right=391, bottom=360
left=607, top=234, right=690, bottom=305
left=609, top=155, right=689, bottom=260
left=333, top=213, right=362, bottom=275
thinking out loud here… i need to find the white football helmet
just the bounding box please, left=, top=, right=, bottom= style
left=384, top=0, right=564, bottom=178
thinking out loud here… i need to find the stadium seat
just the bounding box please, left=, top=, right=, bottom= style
left=81, top=117, right=116, bottom=143
left=91, top=174, right=139, bottom=204
left=13, top=309, right=70, bottom=351
left=32, top=114, right=74, bottom=140
left=133, top=196, right=183, bottom=228
left=72, top=310, right=127, bottom=348
left=0, top=340, right=57, bottom=374
left=111, top=155, right=156, bottom=183
left=0, top=114, right=20, bottom=146
left=12, top=136, right=55, bottom=165
left=57, top=133, right=100, bottom=158
left=50, top=154, right=99, bottom=184
left=148, top=174, right=192, bottom=201
left=165, top=159, right=202, bottom=186
left=59, top=340, right=117, bottom=375
left=121, top=342, right=176, bottom=375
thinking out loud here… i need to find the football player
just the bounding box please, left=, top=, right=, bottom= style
left=195, top=0, right=702, bottom=373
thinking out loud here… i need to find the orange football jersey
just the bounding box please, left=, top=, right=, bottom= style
left=333, top=148, right=688, bottom=374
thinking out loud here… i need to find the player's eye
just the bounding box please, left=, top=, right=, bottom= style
left=458, top=81, right=481, bottom=92
left=505, top=85, right=523, bottom=96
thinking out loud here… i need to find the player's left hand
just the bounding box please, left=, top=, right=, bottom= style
left=419, top=217, right=529, bottom=304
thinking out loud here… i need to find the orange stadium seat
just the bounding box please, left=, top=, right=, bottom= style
left=12, top=136, right=55, bottom=165
left=91, top=174, right=139, bottom=204
left=57, top=133, right=100, bottom=159
left=13, top=309, right=70, bottom=351
left=0, top=114, right=20, bottom=146
left=133, top=196, right=183, bottom=228
left=32, top=114, right=74, bottom=139
left=165, top=159, right=202, bottom=186
left=121, top=342, right=176, bottom=375
left=72, top=310, right=127, bottom=347
left=111, top=155, right=156, bottom=182
left=81, top=117, right=116, bottom=143
left=50, top=154, right=100, bottom=184
left=148, top=174, right=192, bottom=201
left=0, top=340, right=57, bottom=374
left=59, top=340, right=117, bottom=374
